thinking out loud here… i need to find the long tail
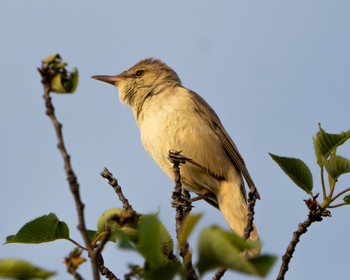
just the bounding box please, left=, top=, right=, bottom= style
left=216, top=180, right=260, bottom=256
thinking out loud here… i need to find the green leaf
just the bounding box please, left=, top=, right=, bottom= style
left=137, top=214, right=168, bottom=269
left=313, top=124, right=350, bottom=167
left=41, top=54, right=60, bottom=64
left=41, top=54, right=79, bottom=94
left=323, top=155, right=350, bottom=180
left=50, top=67, right=79, bottom=94
left=343, top=195, right=350, bottom=204
left=5, top=213, right=69, bottom=244
left=197, top=226, right=275, bottom=277
left=96, top=208, right=137, bottom=243
left=249, top=255, right=278, bottom=277
left=269, top=153, right=313, bottom=194
left=0, top=258, right=55, bottom=279
left=96, top=209, right=173, bottom=254
left=137, top=215, right=178, bottom=280
left=178, top=213, right=202, bottom=247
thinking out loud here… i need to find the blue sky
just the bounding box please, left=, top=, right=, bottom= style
left=1, top=1, right=350, bottom=279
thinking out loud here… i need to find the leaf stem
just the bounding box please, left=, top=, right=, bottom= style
left=330, top=187, right=350, bottom=204
left=320, top=167, right=327, bottom=200
left=67, top=238, right=87, bottom=251
left=328, top=202, right=349, bottom=208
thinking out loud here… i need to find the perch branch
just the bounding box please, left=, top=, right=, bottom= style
left=169, top=150, right=198, bottom=280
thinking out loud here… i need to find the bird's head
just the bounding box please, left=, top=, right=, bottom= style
left=92, top=58, right=181, bottom=108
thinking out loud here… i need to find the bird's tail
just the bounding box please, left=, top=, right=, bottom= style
left=216, top=180, right=260, bottom=256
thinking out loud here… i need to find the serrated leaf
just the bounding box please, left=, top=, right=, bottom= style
left=5, top=213, right=69, bottom=244
left=323, top=155, right=350, bottom=180
left=0, top=258, right=55, bottom=279
left=197, top=226, right=275, bottom=277
left=178, top=213, right=202, bottom=247
left=269, top=153, right=313, bottom=194
left=313, top=125, right=350, bottom=167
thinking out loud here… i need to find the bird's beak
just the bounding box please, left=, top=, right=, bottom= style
left=91, top=75, right=123, bottom=86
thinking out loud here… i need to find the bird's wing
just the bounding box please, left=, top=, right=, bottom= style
left=189, top=90, right=259, bottom=199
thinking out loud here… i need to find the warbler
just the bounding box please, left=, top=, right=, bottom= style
left=92, top=58, right=260, bottom=247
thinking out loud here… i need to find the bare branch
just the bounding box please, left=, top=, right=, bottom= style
left=243, top=190, right=258, bottom=240
left=169, top=150, right=198, bottom=280
left=100, top=167, right=134, bottom=212
left=277, top=196, right=331, bottom=280
left=98, top=254, right=119, bottom=280
left=212, top=268, right=227, bottom=280
left=38, top=62, right=99, bottom=279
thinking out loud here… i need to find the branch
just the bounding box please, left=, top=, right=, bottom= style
left=277, top=196, right=331, bottom=280
left=98, top=254, right=119, bottom=280
left=100, top=167, right=134, bottom=212
left=38, top=63, right=99, bottom=279
left=243, top=189, right=258, bottom=240
left=168, top=150, right=198, bottom=280
left=66, top=264, right=84, bottom=280
left=212, top=268, right=227, bottom=280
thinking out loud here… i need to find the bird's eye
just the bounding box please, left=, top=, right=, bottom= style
left=135, top=70, right=145, bottom=77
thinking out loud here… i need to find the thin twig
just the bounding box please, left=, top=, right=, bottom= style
left=38, top=64, right=99, bottom=279
left=100, top=167, right=134, bottom=212
left=328, top=202, right=349, bottom=208
left=212, top=268, right=227, bottom=280
left=98, top=254, right=119, bottom=280
left=66, top=264, right=84, bottom=280
left=100, top=167, right=182, bottom=273
left=169, top=150, right=198, bottom=280
left=277, top=196, right=331, bottom=280
left=330, top=187, right=350, bottom=203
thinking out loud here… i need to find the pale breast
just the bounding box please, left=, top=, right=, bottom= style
left=136, top=87, right=234, bottom=194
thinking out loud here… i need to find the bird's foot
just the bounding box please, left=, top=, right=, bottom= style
left=168, top=150, right=192, bottom=165
left=172, top=191, right=193, bottom=209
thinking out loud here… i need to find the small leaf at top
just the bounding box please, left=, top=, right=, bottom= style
left=313, top=124, right=350, bottom=167
left=269, top=153, right=313, bottom=194
left=0, top=258, right=56, bottom=279
left=40, top=54, right=79, bottom=94
left=5, top=213, right=69, bottom=244
left=50, top=67, right=79, bottom=94
left=323, top=154, right=350, bottom=180
left=41, top=54, right=61, bottom=64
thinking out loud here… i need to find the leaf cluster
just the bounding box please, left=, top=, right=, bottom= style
left=270, top=124, right=350, bottom=209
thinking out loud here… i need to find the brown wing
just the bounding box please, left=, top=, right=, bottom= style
left=188, top=89, right=260, bottom=199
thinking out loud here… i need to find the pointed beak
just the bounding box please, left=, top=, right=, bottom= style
left=91, top=75, right=123, bottom=86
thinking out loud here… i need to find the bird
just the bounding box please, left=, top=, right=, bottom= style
left=92, top=58, right=260, bottom=247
